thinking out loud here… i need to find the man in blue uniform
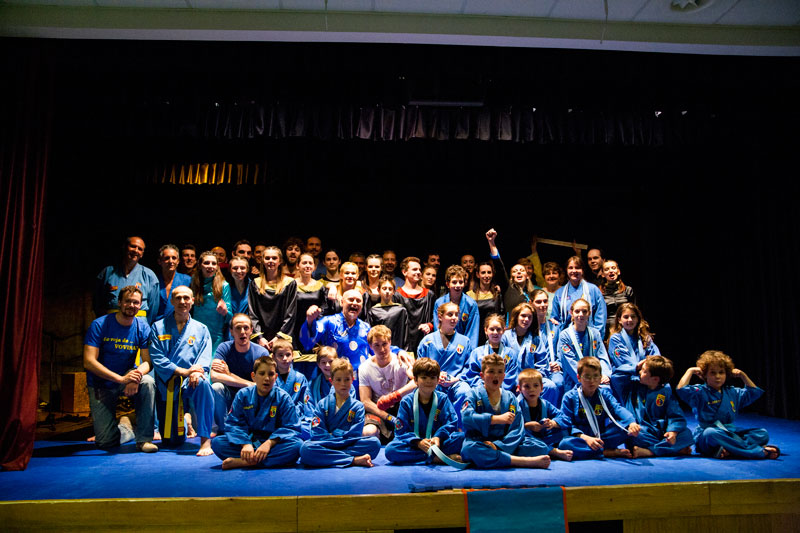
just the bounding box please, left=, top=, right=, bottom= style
left=94, top=236, right=160, bottom=324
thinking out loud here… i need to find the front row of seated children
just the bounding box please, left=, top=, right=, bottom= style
left=212, top=347, right=780, bottom=469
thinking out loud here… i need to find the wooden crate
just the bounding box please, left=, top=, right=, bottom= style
left=61, top=372, right=90, bottom=414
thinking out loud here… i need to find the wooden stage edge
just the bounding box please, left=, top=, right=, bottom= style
left=2, top=479, right=799, bottom=532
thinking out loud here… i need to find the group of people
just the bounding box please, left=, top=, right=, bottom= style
left=83, top=231, right=780, bottom=469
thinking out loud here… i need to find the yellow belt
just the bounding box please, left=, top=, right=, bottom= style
left=163, top=375, right=185, bottom=440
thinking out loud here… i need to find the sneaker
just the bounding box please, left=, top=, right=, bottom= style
left=137, top=442, right=158, bottom=453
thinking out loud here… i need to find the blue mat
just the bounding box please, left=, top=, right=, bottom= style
left=2, top=413, right=797, bottom=501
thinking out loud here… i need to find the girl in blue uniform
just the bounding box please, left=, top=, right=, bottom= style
left=551, top=256, right=607, bottom=338
left=190, top=251, right=232, bottom=354
left=557, top=298, right=612, bottom=392
left=228, top=256, right=250, bottom=315
left=465, top=314, right=520, bottom=391
left=607, top=303, right=659, bottom=400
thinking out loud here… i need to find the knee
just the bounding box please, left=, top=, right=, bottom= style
left=212, top=382, right=226, bottom=395
left=363, top=425, right=378, bottom=437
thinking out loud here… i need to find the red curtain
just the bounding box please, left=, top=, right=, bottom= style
left=0, top=42, right=51, bottom=471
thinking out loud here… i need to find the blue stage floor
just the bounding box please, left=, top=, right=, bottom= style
left=2, top=413, right=797, bottom=501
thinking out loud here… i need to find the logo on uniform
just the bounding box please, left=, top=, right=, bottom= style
left=304, top=394, right=310, bottom=404
left=730, top=400, right=736, bottom=413
left=614, top=348, right=622, bottom=357
left=158, top=334, right=172, bottom=341
left=476, top=399, right=483, bottom=407
left=394, top=418, right=404, bottom=430
left=592, top=341, right=598, bottom=350
left=509, top=404, right=516, bottom=414
left=434, top=409, right=440, bottom=421
left=311, top=416, right=321, bottom=428
left=462, top=312, right=468, bottom=322
left=504, top=354, right=511, bottom=365
left=594, top=404, right=603, bottom=415
left=269, top=406, right=277, bottom=418
left=187, top=335, right=196, bottom=346
left=135, top=282, right=142, bottom=289
left=349, top=340, right=358, bottom=351
left=562, top=345, right=570, bottom=353
left=655, top=394, right=665, bottom=407
left=456, top=344, right=464, bottom=355
left=293, top=382, right=301, bottom=393
left=462, top=402, right=470, bottom=412
left=347, top=410, right=355, bottom=422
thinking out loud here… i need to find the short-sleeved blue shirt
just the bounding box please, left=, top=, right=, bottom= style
left=213, top=341, right=269, bottom=395
left=84, top=314, right=151, bottom=389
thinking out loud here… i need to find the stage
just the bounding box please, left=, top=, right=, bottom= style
left=2, top=413, right=799, bottom=531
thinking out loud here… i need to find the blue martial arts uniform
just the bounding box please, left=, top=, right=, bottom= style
left=433, top=293, right=480, bottom=350
left=154, top=271, right=191, bottom=323
left=551, top=280, right=607, bottom=338
left=300, top=313, right=371, bottom=383
left=501, top=328, right=560, bottom=404
left=211, top=385, right=303, bottom=467
left=517, top=394, right=567, bottom=450
left=229, top=281, right=249, bottom=315
left=308, top=373, right=356, bottom=406
left=608, top=330, right=660, bottom=400
left=417, top=330, right=473, bottom=417
left=149, top=315, right=215, bottom=445
left=299, top=392, right=380, bottom=467
left=385, top=390, right=465, bottom=464
left=277, top=367, right=312, bottom=422
left=676, top=383, right=769, bottom=459
left=613, top=377, right=693, bottom=456
left=557, top=325, right=612, bottom=392
left=192, top=278, right=233, bottom=354
left=461, top=386, right=549, bottom=468
left=558, top=386, right=635, bottom=460
left=95, top=263, right=160, bottom=324
left=464, top=343, right=521, bottom=392
left=210, top=341, right=269, bottom=432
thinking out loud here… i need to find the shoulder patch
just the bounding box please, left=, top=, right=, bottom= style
left=187, top=335, right=196, bottom=346
left=655, top=394, right=665, bottom=407
left=269, top=406, right=277, bottom=418
left=462, top=312, right=469, bottom=322
left=347, top=409, right=355, bottom=422
left=311, top=416, right=321, bottom=428
left=509, top=403, right=516, bottom=414
left=293, top=382, right=301, bottom=393
left=456, top=344, right=464, bottom=355
left=394, top=418, right=404, bottom=430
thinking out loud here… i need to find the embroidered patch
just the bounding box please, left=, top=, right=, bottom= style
left=347, top=410, right=355, bottom=422
left=456, top=344, right=464, bottom=355
left=562, top=345, right=570, bottom=353
left=243, top=404, right=253, bottom=410
left=655, top=394, right=665, bottom=407
left=349, top=340, right=358, bottom=351
left=158, top=334, right=172, bottom=341
left=394, top=418, right=404, bottom=430
left=504, top=354, right=510, bottom=365
left=311, top=416, right=321, bottom=428
left=135, top=282, right=142, bottom=289
left=109, top=285, right=118, bottom=291
left=594, top=404, right=603, bottom=415
left=293, top=382, right=301, bottom=393
left=592, top=341, right=597, bottom=350
left=434, top=409, right=440, bottom=421
left=476, top=399, right=483, bottom=407
left=509, top=404, right=516, bottom=414
left=614, top=348, right=622, bottom=357
left=187, top=335, right=195, bottom=346
left=269, top=406, right=277, bottom=418
left=304, top=394, right=310, bottom=404
left=731, top=400, right=736, bottom=413
left=462, top=402, right=470, bottom=412
left=462, top=312, right=468, bottom=322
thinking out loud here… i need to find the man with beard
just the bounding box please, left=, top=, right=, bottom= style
left=94, top=236, right=160, bottom=324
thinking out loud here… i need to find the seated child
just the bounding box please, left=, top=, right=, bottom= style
left=211, top=355, right=303, bottom=469
left=307, top=345, right=356, bottom=406
left=300, top=359, right=381, bottom=467
left=417, top=302, right=473, bottom=418
left=517, top=369, right=573, bottom=461
left=359, top=325, right=416, bottom=440
left=385, top=358, right=466, bottom=465
left=461, top=353, right=551, bottom=469
left=465, top=314, right=521, bottom=391
left=272, top=338, right=311, bottom=421
left=559, top=357, right=641, bottom=460
left=676, top=350, right=779, bottom=460
left=613, top=355, right=693, bottom=458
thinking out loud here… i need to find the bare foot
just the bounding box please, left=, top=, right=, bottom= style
left=185, top=413, right=197, bottom=438
left=351, top=454, right=374, bottom=467
left=87, top=436, right=96, bottom=442
left=632, top=446, right=654, bottom=458
left=222, top=457, right=248, bottom=470
left=153, top=431, right=162, bottom=441
left=678, top=446, right=692, bottom=456
left=510, top=455, right=551, bottom=469
left=714, top=447, right=730, bottom=459
left=196, top=437, right=213, bottom=457
left=763, top=445, right=780, bottom=460
left=603, top=448, right=632, bottom=459
left=549, top=448, right=574, bottom=461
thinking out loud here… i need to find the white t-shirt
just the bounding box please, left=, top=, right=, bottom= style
left=358, top=355, right=410, bottom=401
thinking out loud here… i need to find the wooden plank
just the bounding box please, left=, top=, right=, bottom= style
left=624, top=514, right=778, bottom=533
left=708, top=479, right=800, bottom=516
left=565, top=483, right=710, bottom=522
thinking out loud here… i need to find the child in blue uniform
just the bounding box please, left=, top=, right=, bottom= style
left=461, top=353, right=551, bottom=469
left=517, top=369, right=573, bottom=461
left=607, top=303, right=659, bottom=401
left=385, top=358, right=466, bottom=465
left=677, top=350, right=780, bottom=460
left=211, top=355, right=303, bottom=469
left=433, top=265, right=480, bottom=349
left=613, top=355, right=693, bottom=457
left=272, top=339, right=311, bottom=422
left=300, top=358, right=381, bottom=467
left=559, top=357, right=640, bottom=460
left=308, top=346, right=355, bottom=406
left=465, top=314, right=520, bottom=391
left=557, top=298, right=612, bottom=392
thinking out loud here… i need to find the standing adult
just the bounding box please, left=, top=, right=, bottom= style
left=551, top=256, right=607, bottom=337
left=94, top=236, right=160, bottom=325
left=395, top=256, right=437, bottom=353
left=248, top=245, right=298, bottom=350
left=154, top=244, right=191, bottom=323
left=190, top=251, right=232, bottom=354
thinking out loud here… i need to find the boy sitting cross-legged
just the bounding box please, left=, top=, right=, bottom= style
left=517, top=368, right=573, bottom=461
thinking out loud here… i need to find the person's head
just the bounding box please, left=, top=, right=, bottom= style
left=339, top=262, right=360, bottom=290
left=400, top=256, right=422, bottom=283
left=531, top=289, right=549, bottom=317
left=271, top=338, right=294, bottom=373
left=125, top=236, right=146, bottom=264
left=510, top=263, right=528, bottom=286
left=460, top=254, right=476, bottom=274
left=518, top=368, right=544, bottom=403
left=543, top=262, right=564, bottom=289
left=570, top=298, right=591, bottom=328
left=422, top=266, right=437, bottom=289
left=639, top=355, right=674, bottom=389
left=198, top=250, right=219, bottom=279
left=252, top=355, right=278, bottom=396
left=314, top=345, right=338, bottom=379
left=341, top=289, right=363, bottom=323
left=323, top=250, right=340, bottom=273
left=425, top=253, right=441, bottom=270
left=253, top=243, right=267, bottom=264
left=577, top=357, right=603, bottom=396
left=602, top=259, right=620, bottom=283
left=118, top=285, right=143, bottom=318
left=230, top=313, right=252, bottom=346
left=233, top=240, right=252, bottom=260
left=171, top=285, right=194, bottom=314
left=484, top=314, right=505, bottom=345
left=261, top=246, right=283, bottom=277
left=437, top=302, right=460, bottom=333
left=180, top=244, right=197, bottom=269
left=378, top=275, right=396, bottom=303
left=229, top=256, right=249, bottom=282
left=211, top=246, right=227, bottom=265
left=330, top=358, right=355, bottom=396
left=298, top=253, right=316, bottom=278
left=444, top=265, right=467, bottom=295
left=615, top=302, right=642, bottom=334
left=158, top=244, right=180, bottom=274
left=508, top=302, right=535, bottom=333
left=367, top=325, right=392, bottom=363
left=477, top=261, right=494, bottom=288
left=587, top=248, right=604, bottom=273
left=480, top=353, right=506, bottom=391
left=283, top=237, right=304, bottom=266
left=348, top=252, right=366, bottom=276
left=413, top=358, right=440, bottom=395
left=382, top=250, right=397, bottom=274
left=697, top=350, right=734, bottom=391
left=566, top=256, right=585, bottom=284
left=517, top=257, right=534, bottom=281
left=366, top=254, right=383, bottom=281
left=305, top=236, right=322, bottom=257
